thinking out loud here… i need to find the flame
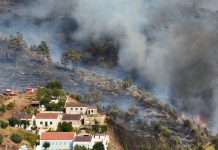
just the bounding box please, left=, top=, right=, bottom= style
left=195, top=115, right=208, bottom=128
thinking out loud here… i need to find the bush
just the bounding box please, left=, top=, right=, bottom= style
left=10, top=133, right=23, bottom=143
left=43, top=142, right=50, bottom=149
left=57, top=122, right=73, bottom=132
left=74, top=145, right=88, bottom=150
left=70, top=93, right=83, bottom=102
left=154, top=122, right=171, bottom=137
left=0, top=104, right=6, bottom=113
left=213, top=134, right=218, bottom=150
left=7, top=102, right=16, bottom=110
left=93, top=142, right=105, bottom=150
left=8, top=116, right=19, bottom=127
left=46, top=81, right=63, bottom=89
left=183, top=119, right=192, bottom=128
left=92, top=124, right=108, bottom=133
left=122, top=77, right=132, bottom=89
left=0, top=120, right=9, bottom=129
left=0, top=133, right=3, bottom=145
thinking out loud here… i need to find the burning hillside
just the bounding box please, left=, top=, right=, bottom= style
left=0, top=0, right=217, bottom=149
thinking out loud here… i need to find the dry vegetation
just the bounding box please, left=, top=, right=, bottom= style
left=0, top=93, right=35, bottom=119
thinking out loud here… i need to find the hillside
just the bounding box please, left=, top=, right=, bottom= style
left=0, top=36, right=213, bottom=150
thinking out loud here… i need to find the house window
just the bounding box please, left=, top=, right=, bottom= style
left=91, top=110, right=94, bottom=113
left=50, top=122, right=52, bottom=125
left=80, top=108, right=83, bottom=110
left=40, top=121, right=43, bottom=125
left=75, top=108, right=78, bottom=110
left=71, top=108, right=73, bottom=110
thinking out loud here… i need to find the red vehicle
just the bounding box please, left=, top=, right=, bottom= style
left=4, top=89, right=19, bottom=96
left=26, top=88, right=35, bottom=94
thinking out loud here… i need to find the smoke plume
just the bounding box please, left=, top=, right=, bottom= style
left=1, top=0, right=218, bottom=133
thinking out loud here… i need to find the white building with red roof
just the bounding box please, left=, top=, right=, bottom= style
left=38, top=132, right=109, bottom=150
left=35, top=112, right=62, bottom=131
left=39, top=132, right=76, bottom=150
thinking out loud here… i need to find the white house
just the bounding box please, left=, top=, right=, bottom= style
left=73, top=135, right=93, bottom=149
left=15, top=113, right=35, bottom=130
left=40, top=132, right=76, bottom=150
left=62, top=114, right=82, bottom=128
left=73, top=133, right=109, bottom=150
left=92, top=133, right=110, bottom=150
left=66, top=103, right=97, bottom=115
left=35, top=113, right=62, bottom=131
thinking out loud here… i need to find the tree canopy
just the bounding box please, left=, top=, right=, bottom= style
left=61, top=49, right=81, bottom=69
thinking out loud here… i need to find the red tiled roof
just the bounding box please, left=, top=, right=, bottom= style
left=35, top=113, right=59, bottom=119
left=74, top=136, right=92, bottom=142
left=88, top=106, right=97, bottom=109
left=41, top=132, right=76, bottom=140
left=62, top=114, right=81, bottom=121
left=66, top=103, right=88, bottom=107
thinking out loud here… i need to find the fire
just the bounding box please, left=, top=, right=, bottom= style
left=195, top=115, right=208, bottom=128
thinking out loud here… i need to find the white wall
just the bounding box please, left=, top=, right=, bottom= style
left=66, top=107, right=87, bottom=114
left=40, top=140, right=73, bottom=150
left=35, top=118, right=60, bottom=131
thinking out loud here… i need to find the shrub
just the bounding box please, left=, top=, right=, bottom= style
left=20, top=130, right=39, bottom=148
left=0, top=104, right=6, bottom=113
left=213, top=134, right=218, bottom=150
left=10, top=133, right=23, bottom=143
left=93, top=142, right=105, bottom=150
left=8, top=116, right=19, bottom=127
left=57, top=122, right=73, bottom=132
left=122, top=77, right=132, bottom=89
left=92, top=124, right=108, bottom=133
left=70, top=93, right=83, bottom=102
left=7, top=102, right=16, bottom=110
left=183, top=119, right=192, bottom=128
left=45, top=81, right=63, bottom=89
left=0, top=133, right=3, bottom=145
left=154, top=122, right=171, bottom=137
left=0, top=120, right=9, bottom=129
left=74, top=145, right=88, bottom=150
left=43, top=142, right=50, bottom=149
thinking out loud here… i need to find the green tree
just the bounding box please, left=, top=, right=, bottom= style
left=92, top=142, right=105, bottom=150
left=0, top=120, right=9, bottom=129
left=36, top=41, right=51, bottom=60
left=20, top=120, right=30, bottom=129
left=8, top=32, right=26, bottom=65
left=74, top=145, right=88, bottom=150
left=57, top=122, right=73, bottom=132
left=0, top=104, right=6, bottom=113
left=213, top=134, right=218, bottom=150
left=10, top=133, right=23, bottom=143
left=43, top=142, right=50, bottom=150
left=122, top=77, right=132, bottom=89
left=45, top=81, right=63, bottom=89
left=61, top=49, right=81, bottom=69
left=0, top=133, right=3, bottom=145
left=8, top=116, right=19, bottom=127
left=6, top=101, right=16, bottom=110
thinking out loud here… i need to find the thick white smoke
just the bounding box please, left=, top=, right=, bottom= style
left=1, top=0, right=218, bottom=133
left=71, top=0, right=218, bottom=134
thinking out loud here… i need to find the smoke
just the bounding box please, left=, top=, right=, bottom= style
left=71, top=0, right=218, bottom=133
left=0, top=0, right=75, bottom=60
left=1, top=0, right=218, bottom=133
